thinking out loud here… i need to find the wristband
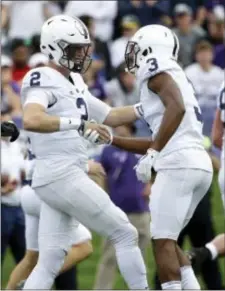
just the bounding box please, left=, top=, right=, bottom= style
left=59, top=117, right=82, bottom=131
left=134, top=103, right=144, bottom=118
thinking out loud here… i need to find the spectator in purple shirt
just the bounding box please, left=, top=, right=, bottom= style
left=94, top=124, right=151, bottom=289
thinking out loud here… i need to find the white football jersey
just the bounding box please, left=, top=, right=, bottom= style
left=21, top=67, right=111, bottom=187
left=137, top=56, right=212, bottom=170
left=217, top=81, right=225, bottom=160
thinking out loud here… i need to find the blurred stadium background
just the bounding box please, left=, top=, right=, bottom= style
left=1, top=0, right=225, bottom=289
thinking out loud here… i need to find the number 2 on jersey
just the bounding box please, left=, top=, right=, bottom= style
left=76, top=97, right=88, bottom=121
left=30, top=72, right=41, bottom=86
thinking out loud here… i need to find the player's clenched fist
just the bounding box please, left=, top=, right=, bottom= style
left=82, top=120, right=112, bottom=145
left=134, top=149, right=159, bottom=182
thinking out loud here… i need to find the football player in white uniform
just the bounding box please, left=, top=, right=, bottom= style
left=21, top=15, right=148, bottom=290
left=86, top=25, right=213, bottom=290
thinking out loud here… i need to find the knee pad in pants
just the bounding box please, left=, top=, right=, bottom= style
left=109, top=222, right=139, bottom=249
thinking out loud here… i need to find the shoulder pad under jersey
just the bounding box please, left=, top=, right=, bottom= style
left=69, top=72, right=88, bottom=93
left=21, top=67, right=61, bottom=93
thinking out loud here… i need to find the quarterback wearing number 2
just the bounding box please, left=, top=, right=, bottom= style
left=21, top=15, right=149, bottom=290
left=86, top=25, right=213, bottom=290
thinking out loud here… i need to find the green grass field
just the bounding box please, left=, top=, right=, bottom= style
left=1, top=179, right=224, bottom=290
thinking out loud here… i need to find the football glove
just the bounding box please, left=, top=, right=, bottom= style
left=1, top=121, right=20, bottom=142
left=83, top=120, right=112, bottom=145
left=134, top=148, right=159, bottom=182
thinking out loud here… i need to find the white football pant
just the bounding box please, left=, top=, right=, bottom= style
left=23, top=166, right=148, bottom=290
left=20, top=185, right=92, bottom=251
left=150, top=168, right=213, bottom=240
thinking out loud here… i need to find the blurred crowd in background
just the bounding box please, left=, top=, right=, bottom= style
left=1, top=0, right=225, bottom=290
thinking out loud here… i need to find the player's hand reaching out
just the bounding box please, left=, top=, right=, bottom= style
left=82, top=120, right=112, bottom=145
left=134, top=149, right=159, bottom=182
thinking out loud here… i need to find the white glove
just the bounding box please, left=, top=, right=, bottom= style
left=134, top=149, right=159, bottom=182
left=83, top=120, right=113, bottom=145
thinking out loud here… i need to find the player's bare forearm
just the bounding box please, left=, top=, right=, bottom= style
left=152, top=105, right=185, bottom=151
left=148, top=72, right=185, bottom=151
left=112, top=136, right=152, bottom=154
left=23, top=103, right=60, bottom=133
left=103, top=106, right=138, bottom=127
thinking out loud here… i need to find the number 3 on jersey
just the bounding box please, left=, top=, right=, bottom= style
left=76, top=97, right=88, bottom=121
left=147, top=58, right=159, bottom=72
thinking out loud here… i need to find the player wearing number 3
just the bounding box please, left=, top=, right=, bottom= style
left=21, top=15, right=149, bottom=290
left=85, top=25, right=213, bottom=290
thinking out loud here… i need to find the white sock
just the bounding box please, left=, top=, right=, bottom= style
left=180, top=266, right=200, bottom=289
left=161, top=281, right=182, bottom=289
left=115, top=247, right=149, bottom=289
left=205, top=242, right=218, bottom=260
